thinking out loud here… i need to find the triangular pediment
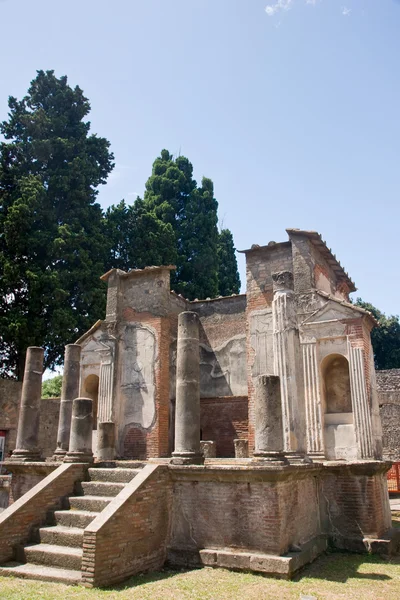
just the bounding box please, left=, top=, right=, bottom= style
left=302, top=300, right=362, bottom=325
left=82, top=336, right=106, bottom=352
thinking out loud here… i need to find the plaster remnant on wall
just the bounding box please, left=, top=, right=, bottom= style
left=121, top=323, right=157, bottom=430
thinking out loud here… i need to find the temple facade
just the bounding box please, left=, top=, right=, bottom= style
left=76, top=228, right=382, bottom=463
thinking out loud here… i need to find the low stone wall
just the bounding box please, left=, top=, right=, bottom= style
left=377, top=369, right=400, bottom=461
left=166, top=461, right=394, bottom=573
left=0, top=379, right=60, bottom=459
left=0, top=463, right=86, bottom=564
left=168, top=464, right=321, bottom=561
left=82, top=464, right=172, bottom=587
left=5, top=462, right=59, bottom=504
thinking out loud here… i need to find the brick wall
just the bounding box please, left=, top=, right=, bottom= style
left=168, top=462, right=392, bottom=567
left=200, top=397, right=248, bottom=457
left=82, top=464, right=172, bottom=588
left=320, top=462, right=392, bottom=551
left=168, top=465, right=321, bottom=562
left=0, top=463, right=85, bottom=564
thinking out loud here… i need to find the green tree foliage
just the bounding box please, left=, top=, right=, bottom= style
left=0, top=70, right=114, bottom=379
left=104, top=198, right=176, bottom=272
left=355, top=299, right=400, bottom=369
left=42, top=374, right=63, bottom=398
left=217, top=229, right=241, bottom=296
left=105, top=150, right=241, bottom=300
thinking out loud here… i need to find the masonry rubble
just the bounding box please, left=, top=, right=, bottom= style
left=0, top=228, right=397, bottom=585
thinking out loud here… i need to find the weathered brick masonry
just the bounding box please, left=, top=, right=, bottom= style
left=0, top=463, right=85, bottom=564
left=82, top=464, right=172, bottom=587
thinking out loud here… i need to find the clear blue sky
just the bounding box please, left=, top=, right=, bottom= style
left=1, top=0, right=399, bottom=315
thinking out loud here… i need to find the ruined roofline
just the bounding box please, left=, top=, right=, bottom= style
left=170, top=289, right=246, bottom=304
left=75, top=319, right=103, bottom=344
left=238, top=241, right=291, bottom=254
left=239, top=229, right=356, bottom=293
left=100, top=265, right=176, bottom=282
left=315, top=290, right=378, bottom=327
left=286, top=228, right=356, bottom=293
left=189, top=293, right=246, bottom=303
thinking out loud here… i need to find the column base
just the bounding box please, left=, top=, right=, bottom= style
left=52, top=448, right=68, bottom=462
left=9, top=449, right=42, bottom=462
left=64, top=451, right=94, bottom=464
left=252, top=451, right=288, bottom=465
left=308, top=451, right=326, bottom=463
left=284, top=452, right=313, bottom=465
left=171, top=451, right=204, bottom=465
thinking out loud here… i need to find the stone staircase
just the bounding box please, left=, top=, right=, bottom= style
left=0, top=467, right=141, bottom=585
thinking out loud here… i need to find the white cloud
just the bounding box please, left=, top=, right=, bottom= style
left=342, top=6, right=351, bottom=16
left=265, top=0, right=293, bottom=17
left=107, top=163, right=131, bottom=185
left=265, top=0, right=322, bottom=17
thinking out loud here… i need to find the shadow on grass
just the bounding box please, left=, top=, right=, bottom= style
left=293, top=551, right=399, bottom=584
left=97, top=550, right=399, bottom=592
left=101, top=568, right=190, bottom=591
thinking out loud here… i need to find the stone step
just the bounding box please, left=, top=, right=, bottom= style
left=24, top=543, right=82, bottom=570
left=81, top=481, right=125, bottom=497
left=68, top=495, right=111, bottom=512
left=54, top=509, right=99, bottom=528
left=39, top=525, right=84, bottom=548
left=0, top=562, right=82, bottom=585
left=88, top=467, right=141, bottom=483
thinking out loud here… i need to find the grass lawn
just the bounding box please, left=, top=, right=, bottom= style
left=0, top=551, right=399, bottom=600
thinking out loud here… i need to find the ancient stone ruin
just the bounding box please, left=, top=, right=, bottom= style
left=0, top=228, right=397, bottom=587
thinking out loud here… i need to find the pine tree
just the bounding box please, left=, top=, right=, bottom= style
left=0, top=70, right=114, bottom=378
left=217, top=229, right=241, bottom=296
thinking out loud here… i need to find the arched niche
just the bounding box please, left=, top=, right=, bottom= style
left=83, top=374, right=99, bottom=430
left=321, top=353, right=357, bottom=461
left=322, top=353, right=352, bottom=414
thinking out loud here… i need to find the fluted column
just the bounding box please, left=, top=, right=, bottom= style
left=348, top=344, right=374, bottom=459
left=98, top=343, right=114, bottom=423
left=172, top=311, right=203, bottom=464
left=53, top=344, right=81, bottom=460
left=272, top=271, right=307, bottom=461
left=11, top=347, right=44, bottom=461
left=302, top=342, right=324, bottom=458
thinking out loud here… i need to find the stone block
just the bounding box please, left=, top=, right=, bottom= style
left=200, top=441, right=216, bottom=458
left=234, top=439, right=248, bottom=458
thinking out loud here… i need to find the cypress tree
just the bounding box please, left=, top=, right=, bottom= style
left=217, top=229, right=241, bottom=296
left=141, top=150, right=220, bottom=300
